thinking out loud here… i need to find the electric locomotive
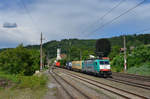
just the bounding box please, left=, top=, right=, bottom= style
left=82, top=58, right=111, bottom=77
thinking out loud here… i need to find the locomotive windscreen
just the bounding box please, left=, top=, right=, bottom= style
left=100, top=61, right=109, bottom=65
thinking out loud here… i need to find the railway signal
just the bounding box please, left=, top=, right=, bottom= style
left=124, top=35, right=127, bottom=72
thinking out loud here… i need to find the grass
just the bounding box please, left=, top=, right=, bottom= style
left=0, top=71, right=19, bottom=83
left=0, top=87, right=48, bottom=99
left=16, top=75, right=48, bottom=89
left=127, top=62, right=150, bottom=76
left=0, top=70, right=48, bottom=99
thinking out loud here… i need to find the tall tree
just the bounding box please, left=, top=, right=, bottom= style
left=95, top=39, right=111, bottom=57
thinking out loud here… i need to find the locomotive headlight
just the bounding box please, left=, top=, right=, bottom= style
left=107, top=65, right=111, bottom=69
left=100, top=65, right=111, bottom=69
left=104, top=65, right=110, bottom=69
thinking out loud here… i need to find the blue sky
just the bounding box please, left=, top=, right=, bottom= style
left=0, top=0, right=150, bottom=48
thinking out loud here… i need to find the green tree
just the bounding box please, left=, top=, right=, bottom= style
left=0, top=44, right=40, bottom=75
left=111, top=54, right=124, bottom=72
left=70, top=46, right=80, bottom=61
left=95, top=39, right=111, bottom=57
left=111, top=45, right=150, bottom=72
left=109, top=45, right=121, bottom=60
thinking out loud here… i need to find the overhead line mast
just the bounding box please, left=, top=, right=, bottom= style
left=124, top=35, right=127, bottom=72
left=40, top=32, right=43, bottom=71
left=18, top=0, right=44, bottom=71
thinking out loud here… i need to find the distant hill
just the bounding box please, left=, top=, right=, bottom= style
left=0, top=48, right=13, bottom=53
left=109, top=34, right=150, bottom=48
left=26, top=39, right=96, bottom=59
left=1, top=33, right=150, bottom=59
left=25, top=33, right=150, bottom=59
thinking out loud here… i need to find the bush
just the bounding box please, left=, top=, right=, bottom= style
left=127, top=62, right=150, bottom=76
left=0, top=71, right=19, bottom=83
left=0, top=70, right=48, bottom=90
left=111, top=54, right=124, bottom=72
left=109, top=45, right=121, bottom=60
left=0, top=44, right=40, bottom=75
left=17, top=75, right=48, bottom=90
left=111, top=45, right=150, bottom=72
left=95, top=39, right=111, bottom=57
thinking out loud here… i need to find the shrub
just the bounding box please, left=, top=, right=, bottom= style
left=127, top=62, right=150, bottom=76
left=17, top=75, right=48, bottom=90
left=111, top=45, right=150, bottom=72
left=111, top=54, right=124, bottom=72
left=0, top=70, right=48, bottom=90
left=0, top=45, right=40, bottom=75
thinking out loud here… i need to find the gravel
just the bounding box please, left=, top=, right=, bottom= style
left=56, top=68, right=150, bottom=98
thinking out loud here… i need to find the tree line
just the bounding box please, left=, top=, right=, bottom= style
left=0, top=44, right=41, bottom=75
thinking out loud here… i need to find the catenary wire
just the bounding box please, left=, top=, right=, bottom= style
left=81, top=0, right=126, bottom=35
left=84, top=0, right=146, bottom=36
left=133, top=27, right=150, bottom=34
left=18, top=0, right=41, bottom=32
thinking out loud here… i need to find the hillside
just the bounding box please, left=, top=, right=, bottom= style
left=25, top=33, right=150, bottom=59
left=1, top=33, right=149, bottom=59
left=26, top=39, right=96, bottom=59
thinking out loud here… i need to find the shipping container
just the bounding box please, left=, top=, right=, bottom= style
left=72, top=61, right=83, bottom=71
left=55, top=62, right=61, bottom=67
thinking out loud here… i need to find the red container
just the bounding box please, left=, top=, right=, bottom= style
left=56, top=62, right=60, bottom=67
left=102, top=57, right=109, bottom=60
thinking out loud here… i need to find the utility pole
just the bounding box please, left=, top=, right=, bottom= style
left=80, top=50, right=82, bottom=60
left=68, top=32, right=71, bottom=61
left=124, top=35, right=127, bottom=72
left=40, top=32, right=43, bottom=71
left=69, top=40, right=71, bottom=61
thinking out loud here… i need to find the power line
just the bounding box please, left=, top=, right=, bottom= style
left=133, top=27, right=150, bottom=34
left=81, top=0, right=126, bottom=35
left=86, top=26, right=150, bottom=39
left=81, top=0, right=126, bottom=34
left=18, top=0, right=45, bottom=70
left=86, top=0, right=146, bottom=36
left=18, top=0, right=41, bottom=32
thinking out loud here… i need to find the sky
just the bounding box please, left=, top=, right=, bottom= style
left=0, top=0, right=150, bottom=48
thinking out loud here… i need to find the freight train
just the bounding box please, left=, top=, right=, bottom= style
left=55, top=58, right=112, bottom=77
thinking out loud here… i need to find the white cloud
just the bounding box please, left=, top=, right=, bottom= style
left=0, top=0, right=150, bottom=48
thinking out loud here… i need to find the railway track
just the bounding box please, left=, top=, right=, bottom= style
left=112, top=72, right=150, bottom=82
left=48, top=69, right=90, bottom=99
left=106, top=77, right=150, bottom=90
left=48, top=69, right=73, bottom=99
left=57, top=69, right=149, bottom=99
left=57, top=67, right=150, bottom=90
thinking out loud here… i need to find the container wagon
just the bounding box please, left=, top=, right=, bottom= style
left=66, top=62, right=72, bottom=70
left=72, top=61, right=83, bottom=72
left=55, top=62, right=61, bottom=67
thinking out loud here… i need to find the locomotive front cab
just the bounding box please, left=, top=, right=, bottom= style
left=100, top=60, right=111, bottom=71
left=99, top=60, right=112, bottom=77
